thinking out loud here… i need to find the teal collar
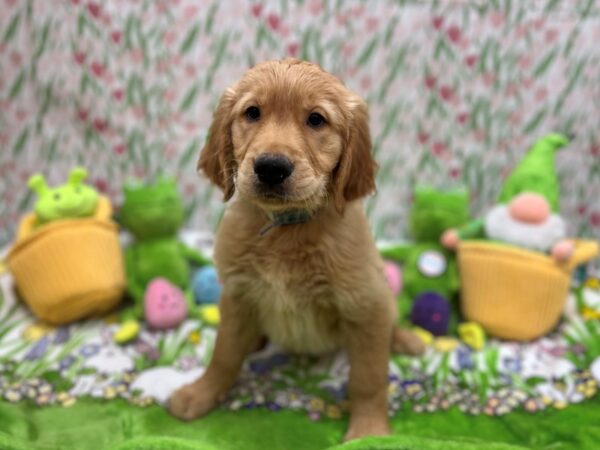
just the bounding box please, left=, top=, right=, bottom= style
left=260, top=209, right=316, bottom=236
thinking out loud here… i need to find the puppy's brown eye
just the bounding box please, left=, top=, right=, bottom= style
left=307, top=112, right=326, bottom=129
left=245, top=106, right=261, bottom=122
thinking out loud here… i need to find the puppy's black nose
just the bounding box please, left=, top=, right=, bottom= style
left=254, top=154, right=294, bottom=185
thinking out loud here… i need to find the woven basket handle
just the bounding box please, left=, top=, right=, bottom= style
left=94, top=196, right=113, bottom=222
left=566, top=240, right=600, bottom=271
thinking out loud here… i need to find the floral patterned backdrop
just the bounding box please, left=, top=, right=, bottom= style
left=1, top=0, right=599, bottom=245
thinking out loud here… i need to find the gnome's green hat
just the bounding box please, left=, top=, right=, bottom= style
left=498, top=133, right=569, bottom=212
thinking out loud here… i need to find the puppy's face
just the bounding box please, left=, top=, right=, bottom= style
left=199, top=59, right=376, bottom=213
left=230, top=65, right=347, bottom=211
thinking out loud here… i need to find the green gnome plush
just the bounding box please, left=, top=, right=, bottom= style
left=499, top=133, right=568, bottom=210
left=442, top=133, right=574, bottom=262
left=380, top=187, right=470, bottom=336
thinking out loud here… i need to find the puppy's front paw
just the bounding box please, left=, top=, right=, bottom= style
left=343, top=417, right=391, bottom=442
left=168, top=382, right=218, bottom=421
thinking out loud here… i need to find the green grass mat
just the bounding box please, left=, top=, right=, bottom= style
left=1, top=397, right=599, bottom=450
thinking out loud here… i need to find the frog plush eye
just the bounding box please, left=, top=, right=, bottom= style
left=417, top=250, right=447, bottom=278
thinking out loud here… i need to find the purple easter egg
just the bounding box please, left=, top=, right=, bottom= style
left=144, top=278, right=187, bottom=330
left=410, top=292, right=450, bottom=336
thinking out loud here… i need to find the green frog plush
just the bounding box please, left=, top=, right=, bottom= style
left=28, top=167, right=99, bottom=224
left=114, top=178, right=210, bottom=343
left=380, top=187, right=469, bottom=335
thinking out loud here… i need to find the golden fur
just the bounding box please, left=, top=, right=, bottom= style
left=169, top=59, right=423, bottom=442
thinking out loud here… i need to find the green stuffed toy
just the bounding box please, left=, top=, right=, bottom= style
left=114, top=177, right=211, bottom=343
left=498, top=133, right=568, bottom=211
left=380, top=187, right=469, bottom=336
left=28, top=167, right=99, bottom=224
left=441, top=133, right=574, bottom=262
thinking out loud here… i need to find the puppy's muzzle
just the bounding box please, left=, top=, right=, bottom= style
left=254, top=154, right=294, bottom=186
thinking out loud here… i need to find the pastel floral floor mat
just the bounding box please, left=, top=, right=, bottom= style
left=2, top=266, right=600, bottom=427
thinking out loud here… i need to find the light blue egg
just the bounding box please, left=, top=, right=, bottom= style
left=192, top=266, right=222, bottom=304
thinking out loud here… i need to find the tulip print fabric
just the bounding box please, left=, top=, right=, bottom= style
left=1, top=0, right=599, bottom=245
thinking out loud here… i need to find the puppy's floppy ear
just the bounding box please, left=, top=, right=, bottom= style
left=198, top=87, right=238, bottom=201
left=332, top=94, right=377, bottom=214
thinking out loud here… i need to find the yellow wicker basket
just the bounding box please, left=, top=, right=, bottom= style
left=458, top=239, right=599, bottom=341
left=7, top=196, right=125, bottom=325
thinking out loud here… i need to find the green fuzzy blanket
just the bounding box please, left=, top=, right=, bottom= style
left=2, top=397, right=599, bottom=450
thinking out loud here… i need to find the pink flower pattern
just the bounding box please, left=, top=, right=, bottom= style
left=0, top=0, right=599, bottom=246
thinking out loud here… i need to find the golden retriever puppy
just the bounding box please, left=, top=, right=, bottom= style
left=169, top=59, right=424, bottom=441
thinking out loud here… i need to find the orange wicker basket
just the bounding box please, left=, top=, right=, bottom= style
left=457, top=239, right=599, bottom=341
left=7, top=196, right=125, bottom=324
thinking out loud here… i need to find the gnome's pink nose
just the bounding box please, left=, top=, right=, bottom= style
left=508, top=193, right=550, bottom=224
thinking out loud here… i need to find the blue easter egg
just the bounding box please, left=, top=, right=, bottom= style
left=192, top=266, right=222, bottom=304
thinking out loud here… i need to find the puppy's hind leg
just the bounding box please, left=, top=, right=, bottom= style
left=168, top=295, right=261, bottom=421
left=391, top=326, right=426, bottom=356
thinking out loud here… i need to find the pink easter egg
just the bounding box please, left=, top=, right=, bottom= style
left=144, top=278, right=187, bottom=330
left=384, top=261, right=403, bottom=295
